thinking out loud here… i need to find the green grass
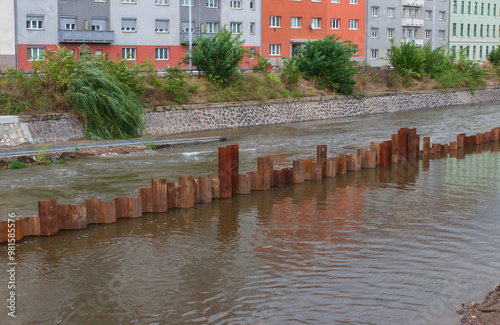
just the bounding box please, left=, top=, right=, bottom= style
left=8, top=161, right=29, bottom=169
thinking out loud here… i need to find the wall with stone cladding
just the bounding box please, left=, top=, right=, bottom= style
left=1, top=88, right=499, bottom=146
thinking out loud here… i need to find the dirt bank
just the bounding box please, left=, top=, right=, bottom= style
left=458, top=285, right=500, bottom=325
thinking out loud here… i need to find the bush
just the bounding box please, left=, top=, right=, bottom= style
left=184, top=29, right=247, bottom=84
left=252, top=53, right=271, bottom=73
left=8, top=161, right=29, bottom=169
left=296, top=35, right=357, bottom=94
left=487, top=46, right=500, bottom=65
left=163, top=67, right=190, bottom=103
left=281, top=57, right=301, bottom=87
left=422, top=43, right=453, bottom=78
left=387, top=40, right=425, bottom=85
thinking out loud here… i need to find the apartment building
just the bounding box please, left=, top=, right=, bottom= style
left=366, top=0, right=449, bottom=67
left=449, top=0, right=500, bottom=61
left=261, top=0, right=366, bottom=67
left=0, top=0, right=16, bottom=70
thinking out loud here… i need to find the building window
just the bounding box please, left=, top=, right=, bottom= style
left=474, top=2, right=478, bottom=14
left=250, top=47, right=255, bottom=59
left=121, top=0, right=135, bottom=3
left=122, top=47, right=136, bottom=60
left=467, top=24, right=471, bottom=36
left=370, top=49, right=378, bottom=59
left=480, top=24, right=483, bottom=36
left=206, top=0, right=218, bottom=7
left=155, top=19, right=169, bottom=32
left=91, top=18, right=108, bottom=31
left=495, top=4, right=497, bottom=15
left=387, top=49, right=392, bottom=57
left=370, top=28, right=379, bottom=38
left=461, top=1, right=465, bottom=13
left=250, top=22, right=255, bottom=34
left=155, top=47, right=169, bottom=60
left=269, top=16, right=281, bottom=28
left=121, top=18, right=136, bottom=32
left=311, top=18, right=321, bottom=29
left=250, top=0, right=255, bottom=9
left=331, top=0, right=339, bottom=3
left=480, top=45, right=483, bottom=57
left=93, top=0, right=107, bottom=2
left=352, top=45, right=358, bottom=56
left=330, top=18, right=340, bottom=29
left=349, top=19, right=358, bottom=30
left=453, top=23, right=457, bottom=36
left=61, top=17, right=77, bottom=30
left=488, top=3, right=491, bottom=15
left=425, top=29, right=432, bottom=39
left=371, top=6, right=379, bottom=17
left=206, top=21, right=219, bottom=33
left=291, top=17, right=302, bottom=28
left=438, top=30, right=445, bottom=40
left=181, top=0, right=194, bottom=5
left=468, top=1, right=471, bottom=14
left=425, top=10, right=432, bottom=20
left=155, top=0, right=168, bottom=4
left=269, top=44, right=280, bottom=56
left=27, top=47, right=44, bottom=61
left=387, top=7, right=395, bottom=18
left=438, top=11, right=445, bottom=20
left=95, top=49, right=103, bottom=55
left=230, top=0, right=241, bottom=8
left=494, top=25, right=497, bottom=37
left=453, top=0, right=458, bottom=13
left=474, top=24, right=477, bottom=36
left=230, top=22, right=242, bottom=34
left=487, top=25, right=490, bottom=37
left=181, top=20, right=193, bottom=32
left=26, top=15, right=44, bottom=29
left=349, top=0, right=357, bottom=3
left=387, top=28, right=394, bottom=38
left=481, top=2, right=484, bottom=15
left=460, top=23, right=464, bottom=36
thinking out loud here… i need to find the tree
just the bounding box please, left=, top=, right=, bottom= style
left=183, top=28, right=247, bottom=84
left=296, top=35, right=357, bottom=95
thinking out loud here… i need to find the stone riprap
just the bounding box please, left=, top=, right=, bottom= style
left=1, top=88, right=499, bottom=146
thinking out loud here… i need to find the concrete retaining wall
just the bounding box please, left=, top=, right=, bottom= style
left=1, top=88, right=499, bottom=146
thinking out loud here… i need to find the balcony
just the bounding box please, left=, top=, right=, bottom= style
left=401, top=18, right=424, bottom=27
left=402, top=0, right=424, bottom=6
left=403, top=38, right=424, bottom=46
left=180, top=31, right=202, bottom=44
left=58, top=30, right=114, bottom=44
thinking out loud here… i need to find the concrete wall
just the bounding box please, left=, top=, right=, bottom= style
left=2, top=88, right=500, bottom=146
left=0, top=0, right=16, bottom=70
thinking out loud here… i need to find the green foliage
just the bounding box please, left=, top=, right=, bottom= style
left=36, top=145, right=52, bottom=163
left=387, top=40, right=425, bottom=86
left=142, top=139, right=157, bottom=149
left=281, top=57, right=301, bottom=87
left=487, top=46, right=500, bottom=65
left=183, top=28, right=247, bottom=84
left=38, top=46, right=78, bottom=92
left=422, top=43, right=453, bottom=78
left=296, top=35, right=357, bottom=94
left=8, top=161, right=29, bottom=169
left=163, top=67, right=190, bottom=103
left=252, top=52, right=271, bottom=73
left=68, top=60, right=145, bottom=140
left=266, top=73, right=281, bottom=85
left=291, top=90, right=302, bottom=98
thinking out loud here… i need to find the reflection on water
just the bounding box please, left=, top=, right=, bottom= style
left=0, top=103, right=499, bottom=325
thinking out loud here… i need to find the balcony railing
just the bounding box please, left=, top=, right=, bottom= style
left=402, top=0, right=424, bottom=6
left=401, top=18, right=424, bottom=27
left=58, top=30, right=114, bottom=43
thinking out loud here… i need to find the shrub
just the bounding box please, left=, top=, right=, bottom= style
left=422, top=43, right=453, bottom=78
left=36, top=145, right=52, bottom=163
left=8, top=161, right=29, bottom=169
left=163, top=67, right=190, bottom=103
left=387, top=40, right=425, bottom=85
left=487, top=46, right=500, bottom=65
left=252, top=53, right=271, bottom=73
left=296, top=35, right=357, bottom=94
left=184, top=29, right=247, bottom=84
left=281, top=57, right=301, bottom=87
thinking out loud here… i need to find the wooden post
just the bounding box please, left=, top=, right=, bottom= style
left=384, top=140, right=392, bottom=164
left=57, top=204, right=87, bottom=230
left=379, top=142, right=388, bottom=166
left=39, top=199, right=58, bottom=236
left=317, top=145, right=328, bottom=177
left=450, top=141, right=457, bottom=150
left=179, top=176, right=194, bottom=209
left=4, top=219, right=23, bottom=242
left=457, top=133, right=466, bottom=148
left=272, top=170, right=285, bottom=187
left=218, top=147, right=232, bottom=199
left=0, top=222, right=4, bottom=243
left=292, top=160, right=305, bottom=183
left=325, top=158, right=336, bottom=177
left=338, top=156, right=347, bottom=174
left=85, top=198, right=101, bottom=224
left=257, top=157, right=272, bottom=190
left=391, top=134, right=399, bottom=163
left=138, top=188, right=153, bottom=213
left=407, top=128, right=417, bottom=158
left=423, top=137, right=430, bottom=155
left=370, top=141, right=380, bottom=165
left=311, top=163, right=322, bottom=180
left=167, top=182, right=181, bottom=208
left=198, top=177, right=213, bottom=203
left=484, top=132, right=491, bottom=142
left=398, top=128, right=408, bottom=160
left=475, top=134, right=483, bottom=146
left=114, top=197, right=141, bottom=219
left=98, top=201, right=116, bottom=224
left=347, top=154, right=356, bottom=171
left=236, top=174, right=251, bottom=194
left=491, top=127, right=500, bottom=141
left=212, top=178, right=221, bottom=199
left=416, top=134, right=420, bottom=154
left=152, top=178, right=168, bottom=213
left=248, top=171, right=258, bottom=190
left=304, top=159, right=313, bottom=180
left=465, top=136, right=474, bottom=147
left=22, top=217, right=41, bottom=237
left=283, top=167, right=293, bottom=184
left=227, top=145, right=239, bottom=194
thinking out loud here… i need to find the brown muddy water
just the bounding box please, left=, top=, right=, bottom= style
left=0, top=102, right=499, bottom=324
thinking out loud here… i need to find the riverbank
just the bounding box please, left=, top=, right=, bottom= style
left=458, top=285, right=500, bottom=324
left=2, top=87, right=500, bottom=147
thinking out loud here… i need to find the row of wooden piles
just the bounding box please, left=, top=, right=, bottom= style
left=1, top=127, right=499, bottom=244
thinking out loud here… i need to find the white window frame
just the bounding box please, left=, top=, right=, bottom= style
left=387, top=7, right=395, bottom=18
left=438, top=30, right=445, bottom=40
left=291, top=17, right=302, bottom=28
left=122, top=47, right=136, bottom=60
left=330, top=18, right=340, bottom=29
left=230, top=0, right=241, bottom=9
left=181, top=0, right=194, bottom=5
left=349, top=19, right=358, bottom=30
left=121, top=0, right=136, bottom=3
left=370, top=28, right=379, bottom=38
left=270, top=16, right=281, bottom=28
left=61, top=16, right=77, bottom=30
left=155, top=0, right=168, bottom=4
left=250, top=22, right=255, bottom=34
left=250, top=0, right=255, bottom=9
left=370, top=49, right=378, bottom=59
left=155, top=19, right=169, bottom=33
left=438, top=11, right=445, bottom=21
left=27, top=47, right=44, bottom=61
left=387, top=28, right=394, bottom=38
left=206, top=21, right=219, bottom=33
left=425, top=10, right=432, bottom=20
left=349, top=0, right=358, bottom=4
left=91, top=18, right=107, bottom=31
left=26, top=15, right=44, bottom=30
left=311, top=18, right=321, bottom=29
left=206, top=0, right=218, bottom=8
left=95, top=49, right=103, bottom=55
left=269, top=44, right=280, bottom=56
left=155, top=47, right=169, bottom=60
left=331, top=0, right=339, bottom=3
left=230, top=22, right=242, bottom=34
left=371, top=6, right=379, bottom=17
left=352, top=45, right=358, bottom=56
left=121, top=18, right=137, bottom=32
left=425, top=29, right=431, bottom=39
